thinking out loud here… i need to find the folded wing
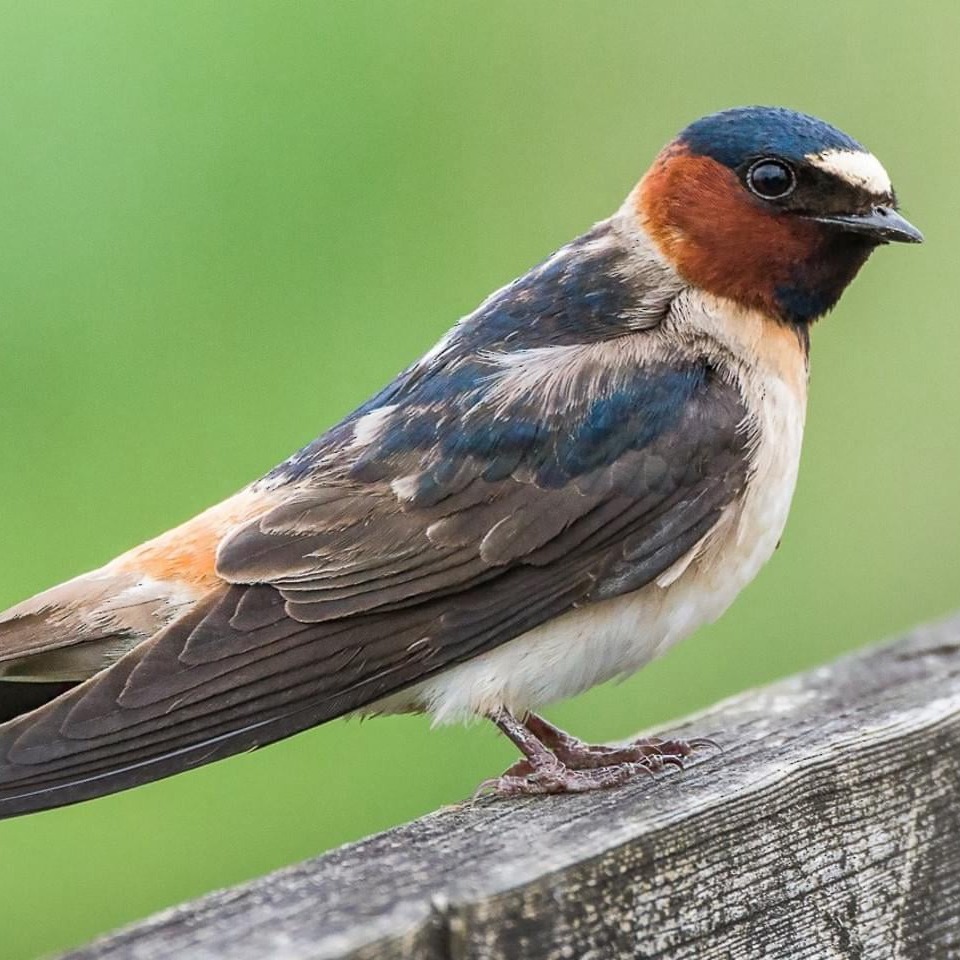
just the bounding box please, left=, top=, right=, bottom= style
left=0, top=347, right=751, bottom=817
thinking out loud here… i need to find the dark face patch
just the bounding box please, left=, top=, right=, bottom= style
left=773, top=228, right=875, bottom=324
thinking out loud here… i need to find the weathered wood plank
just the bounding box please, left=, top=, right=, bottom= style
left=61, top=613, right=960, bottom=960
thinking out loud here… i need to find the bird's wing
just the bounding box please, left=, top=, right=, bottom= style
left=0, top=349, right=750, bottom=817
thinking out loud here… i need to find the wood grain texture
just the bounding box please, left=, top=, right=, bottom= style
left=60, top=613, right=960, bottom=960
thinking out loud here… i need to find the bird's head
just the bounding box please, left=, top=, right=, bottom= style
left=635, top=106, right=922, bottom=326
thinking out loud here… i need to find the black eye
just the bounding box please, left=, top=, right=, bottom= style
left=746, top=159, right=796, bottom=200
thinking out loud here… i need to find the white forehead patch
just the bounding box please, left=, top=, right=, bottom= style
left=806, top=149, right=892, bottom=196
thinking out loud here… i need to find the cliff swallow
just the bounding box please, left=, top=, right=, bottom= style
left=0, top=106, right=921, bottom=813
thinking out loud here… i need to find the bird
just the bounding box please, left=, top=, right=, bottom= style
left=0, top=106, right=922, bottom=817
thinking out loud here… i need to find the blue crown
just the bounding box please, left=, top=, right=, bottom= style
left=678, top=106, right=864, bottom=169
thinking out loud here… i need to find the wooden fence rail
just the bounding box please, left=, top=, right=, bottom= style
left=61, top=613, right=960, bottom=960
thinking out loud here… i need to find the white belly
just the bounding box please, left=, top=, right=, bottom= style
left=375, top=363, right=807, bottom=725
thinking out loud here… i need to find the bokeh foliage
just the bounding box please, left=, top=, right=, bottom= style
left=0, top=3, right=955, bottom=957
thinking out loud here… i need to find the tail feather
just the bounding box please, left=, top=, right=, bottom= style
left=0, top=569, right=199, bottom=682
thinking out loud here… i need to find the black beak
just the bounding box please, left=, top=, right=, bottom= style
left=810, top=206, right=923, bottom=244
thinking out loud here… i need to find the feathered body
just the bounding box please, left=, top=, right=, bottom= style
left=0, top=106, right=920, bottom=814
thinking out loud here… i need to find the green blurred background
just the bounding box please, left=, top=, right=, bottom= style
left=0, top=2, right=955, bottom=957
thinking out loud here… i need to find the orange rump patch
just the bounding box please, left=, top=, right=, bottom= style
left=111, top=487, right=274, bottom=591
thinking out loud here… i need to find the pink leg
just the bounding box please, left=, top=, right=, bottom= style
left=475, top=708, right=708, bottom=798
left=524, top=713, right=717, bottom=771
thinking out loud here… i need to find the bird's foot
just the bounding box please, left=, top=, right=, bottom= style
left=475, top=708, right=717, bottom=798
left=476, top=755, right=658, bottom=797
left=524, top=712, right=717, bottom=771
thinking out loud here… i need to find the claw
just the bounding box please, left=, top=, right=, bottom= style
left=472, top=778, right=500, bottom=800
left=659, top=754, right=686, bottom=771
